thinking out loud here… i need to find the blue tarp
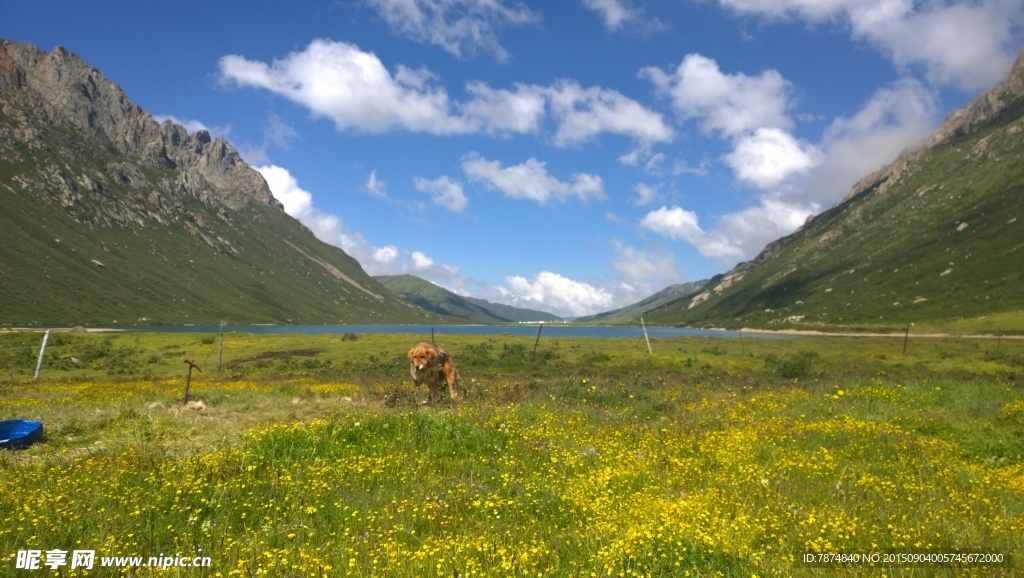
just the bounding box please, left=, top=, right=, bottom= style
left=0, top=420, right=43, bottom=450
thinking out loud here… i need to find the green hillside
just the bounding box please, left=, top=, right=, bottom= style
left=0, top=40, right=442, bottom=326
left=375, top=274, right=560, bottom=323
left=0, top=174, right=439, bottom=325
left=645, top=91, right=1024, bottom=333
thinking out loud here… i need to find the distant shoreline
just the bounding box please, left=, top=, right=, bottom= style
left=0, top=326, right=125, bottom=333
left=739, top=327, right=1024, bottom=339
left=2, top=324, right=1020, bottom=339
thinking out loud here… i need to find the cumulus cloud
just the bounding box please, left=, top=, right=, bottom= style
left=545, top=79, right=674, bottom=146
left=258, top=165, right=316, bottom=219
left=462, top=153, right=604, bottom=204
left=642, top=53, right=815, bottom=193
left=724, top=128, right=821, bottom=190
left=639, top=199, right=815, bottom=262
left=639, top=68, right=946, bottom=265
left=461, top=81, right=548, bottom=135
left=715, top=0, right=1024, bottom=92
left=503, top=271, right=614, bottom=318
left=638, top=205, right=705, bottom=246
left=642, top=53, right=794, bottom=138
left=219, top=39, right=466, bottom=135
left=364, top=0, right=540, bottom=61
left=413, top=175, right=469, bottom=212
left=219, top=38, right=668, bottom=146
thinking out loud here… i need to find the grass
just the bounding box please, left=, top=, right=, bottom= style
left=0, top=331, right=1022, bottom=576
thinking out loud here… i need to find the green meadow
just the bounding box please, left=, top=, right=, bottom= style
left=0, top=330, right=1022, bottom=576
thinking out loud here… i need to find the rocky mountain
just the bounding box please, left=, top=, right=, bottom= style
left=0, top=39, right=444, bottom=325
left=574, top=280, right=709, bottom=323
left=375, top=274, right=561, bottom=323
left=644, top=48, right=1024, bottom=333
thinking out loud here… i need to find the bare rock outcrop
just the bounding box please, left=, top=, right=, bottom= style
left=0, top=39, right=281, bottom=213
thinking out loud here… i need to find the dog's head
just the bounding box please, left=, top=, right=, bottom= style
left=408, top=343, right=437, bottom=371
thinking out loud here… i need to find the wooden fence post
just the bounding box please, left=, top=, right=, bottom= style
left=33, top=329, right=51, bottom=381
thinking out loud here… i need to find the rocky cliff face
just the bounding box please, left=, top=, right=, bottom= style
left=0, top=39, right=280, bottom=216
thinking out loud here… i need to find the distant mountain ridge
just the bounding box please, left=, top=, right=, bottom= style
left=575, top=280, right=709, bottom=323
left=644, top=48, right=1024, bottom=332
left=0, top=39, right=443, bottom=325
left=375, top=274, right=561, bottom=323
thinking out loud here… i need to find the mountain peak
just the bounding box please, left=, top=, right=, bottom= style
left=0, top=39, right=279, bottom=212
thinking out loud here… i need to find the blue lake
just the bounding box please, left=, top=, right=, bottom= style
left=115, top=324, right=789, bottom=339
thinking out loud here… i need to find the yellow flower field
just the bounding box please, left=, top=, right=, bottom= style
left=0, top=334, right=1022, bottom=576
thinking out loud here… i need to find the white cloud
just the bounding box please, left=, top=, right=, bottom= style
left=582, top=0, right=634, bottom=30
left=219, top=38, right=669, bottom=147
left=610, top=239, right=678, bottom=287
left=364, top=0, right=540, bottom=61
left=373, top=245, right=400, bottom=265
left=504, top=271, right=614, bottom=318
left=257, top=165, right=315, bottom=219
left=642, top=53, right=817, bottom=192
left=462, top=153, right=605, bottom=204
left=366, top=170, right=388, bottom=199
left=639, top=199, right=815, bottom=262
left=413, top=175, right=469, bottom=212
left=219, top=39, right=468, bottom=135
left=801, top=78, right=938, bottom=205
left=705, top=197, right=816, bottom=260
left=411, top=251, right=435, bottom=270
left=632, top=182, right=661, bottom=206
left=581, top=0, right=667, bottom=32
left=639, top=205, right=705, bottom=245
left=724, top=128, right=821, bottom=190
left=715, top=0, right=1024, bottom=92
left=642, top=53, right=794, bottom=138
left=461, top=81, right=547, bottom=135
left=545, top=79, right=674, bottom=146
left=257, top=164, right=461, bottom=279
left=639, top=71, right=942, bottom=266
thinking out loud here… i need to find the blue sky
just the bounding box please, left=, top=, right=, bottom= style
left=4, top=1, right=1023, bottom=317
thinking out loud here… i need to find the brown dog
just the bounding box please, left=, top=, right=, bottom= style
left=407, top=341, right=459, bottom=402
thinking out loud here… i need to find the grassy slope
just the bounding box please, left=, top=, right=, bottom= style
left=0, top=100, right=442, bottom=327
left=645, top=102, right=1024, bottom=333
left=0, top=331, right=1021, bottom=576
left=376, top=274, right=511, bottom=323
left=376, top=274, right=560, bottom=323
